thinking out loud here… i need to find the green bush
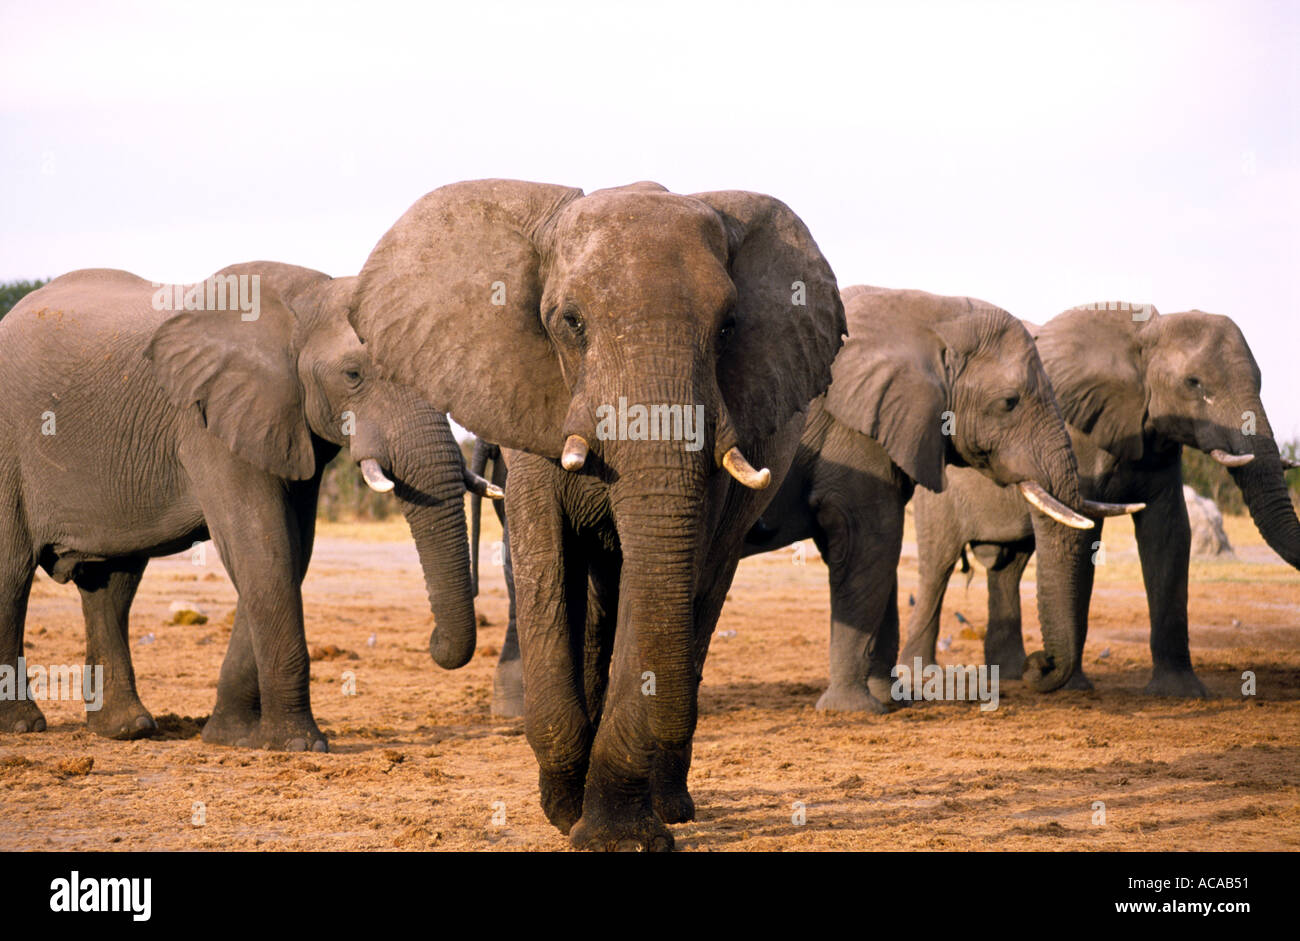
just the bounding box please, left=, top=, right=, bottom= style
left=0, top=279, right=49, bottom=319
left=317, top=452, right=396, bottom=522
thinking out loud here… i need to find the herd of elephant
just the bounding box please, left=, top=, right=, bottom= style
left=2, top=179, right=1296, bottom=852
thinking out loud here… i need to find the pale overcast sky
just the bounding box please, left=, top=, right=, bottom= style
left=2, top=1, right=1297, bottom=439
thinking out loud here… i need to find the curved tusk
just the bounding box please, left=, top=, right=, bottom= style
left=560, top=435, right=588, bottom=471
left=1017, top=481, right=1094, bottom=530
left=1210, top=449, right=1255, bottom=468
left=360, top=458, right=395, bottom=493
left=463, top=469, right=505, bottom=500
left=722, top=447, right=771, bottom=490
left=1081, top=498, right=1146, bottom=517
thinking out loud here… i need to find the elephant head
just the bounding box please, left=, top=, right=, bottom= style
left=823, top=287, right=1132, bottom=525
left=348, top=179, right=845, bottom=752
left=145, top=262, right=499, bottom=669
left=1036, top=303, right=1300, bottom=570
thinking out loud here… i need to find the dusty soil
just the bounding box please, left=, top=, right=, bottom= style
left=1, top=506, right=1297, bottom=851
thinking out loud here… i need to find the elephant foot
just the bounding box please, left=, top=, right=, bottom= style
left=1063, top=669, right=1095, bottom=691
left=570, top=791, right=674, bottom=852
left=0, top=698, right=47, bottom=734
left=203, top=711, right=328, bottom=752
left=491, top=657, right=524, bottom=718
left=538, top=767, right=586, bottom=835
left=815, top=683, right=895, bottom=715
left=1143, top=669, right=1208, bottom=699
left=652, top=787, right=695, bottom=824
left=984, top=647, right=1027, bottom=679
left=898, top=641, right=936, bottom=671
left=86, top=697, right=156, bottom=740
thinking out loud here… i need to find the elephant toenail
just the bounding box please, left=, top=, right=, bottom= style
left=312, top=739, right=329, bottom=753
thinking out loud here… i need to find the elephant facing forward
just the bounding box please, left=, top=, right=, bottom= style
left=742, top=287, right=1140, bottom=712
left=905, top=303, right=1300, bottom=696
left=349, top=179, right=845, bottom=850
left=0, top=262, right=495, bottom=749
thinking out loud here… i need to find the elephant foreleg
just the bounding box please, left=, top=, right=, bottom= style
left=76, top=557, right=155, bottom=740
left=813, top=485, right=907, bottom=714
left=185, top=449, right=324, bottom=751
left=509, top=459, right=593, bottom=835
left=1133, top=473, right=1206, bottom=697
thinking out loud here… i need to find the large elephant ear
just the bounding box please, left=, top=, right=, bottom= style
left=350, top=179, right=584, bottom=456
left=820, top=287, right=950, bottom=492
left=1035, top=303, right=1154, bottom=461
left=690, top=191, right=846, bottom=446
left=145, top=290, right=315, bottom=480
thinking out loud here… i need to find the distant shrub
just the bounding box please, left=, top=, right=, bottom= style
left=318, top=453, right=396, bottom=522
left=0, top=279, right=49, bottom=319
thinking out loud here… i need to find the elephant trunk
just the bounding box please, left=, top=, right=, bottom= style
left=601, top=362, right=710, bottom=752
left=386, top=404, right=478, bottom=669
left=1230, top=433, right=1300, bottom=570
left=1023, top=512, right=1090, bottom=692
left=611, top=484, right=705, bottom=752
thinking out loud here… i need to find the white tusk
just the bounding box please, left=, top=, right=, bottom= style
left=561, top=435, right=588, bottom=471
left=722, top=447, right=771, bottom=490
left=1282, top=456, right=1299, bottom=471
left=464, top=469, right=505, bottom=500
left=360, top=458, right=395, bottom=493
left=1211, top=449, right=1255, bottom=468
left=1017, top=481, right=1094, bottom=530
left=1081, top=499, right=1146, bottom=517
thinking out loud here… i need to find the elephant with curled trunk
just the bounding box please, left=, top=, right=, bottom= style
left=741, top=286, right=1138, bottom=712
left=349, top=179, right=845, bottom=851
left=905, top=303, right=1300, bottom=697
left=0, top=262, right=496, bottom=749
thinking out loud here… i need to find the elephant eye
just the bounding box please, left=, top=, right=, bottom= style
left=561, top=309, right=585, bottom=337
left=717, top=316, right=737, bottom=349
left=345, top=368, right=363, bottom=386
left=1000, top=394, right=1019, bottom=412
left=1186, top=376, right=1203, bottom=390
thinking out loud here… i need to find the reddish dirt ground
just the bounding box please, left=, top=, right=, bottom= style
left=1, top=507, right=1297, bottom=851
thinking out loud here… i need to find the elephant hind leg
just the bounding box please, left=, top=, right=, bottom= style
left=0, top=526, right=41, bottom=733
left=76, top=557, right=155, bottom=740
left=982, top=544, right=1032, bottom=677
left=901, top=499, right=966, bottom=670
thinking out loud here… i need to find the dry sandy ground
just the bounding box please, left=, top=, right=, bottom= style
left=1, top=505, right=1297, bottom=852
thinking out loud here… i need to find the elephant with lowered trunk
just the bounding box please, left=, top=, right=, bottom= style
left=349, top=179, right=845, bottom=851
left=0, top=262, right=497, bottom=749
left=904, top=303, right=1300, bottom=696
left=740, top=286, right=1140, bottom=711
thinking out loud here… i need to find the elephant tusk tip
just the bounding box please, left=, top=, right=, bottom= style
left=1017, top=480, right=1094, bottom=529
left=360, top=458, right=395, bottom=493
left=1081, top=499, right=1146, bottom=517
left=1211, top=449, right=1255, bottom=468
left=561, top=435, right=589, bottom=471
left=722, top=447, right=771, bottom=490
left=485, top=483, right=505, bottom=500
